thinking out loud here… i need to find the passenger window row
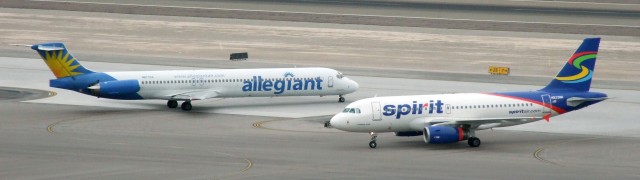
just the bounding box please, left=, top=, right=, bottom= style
left=140, top=77, right=315, bottom=85
left=453, top=103, right=534, bottom=110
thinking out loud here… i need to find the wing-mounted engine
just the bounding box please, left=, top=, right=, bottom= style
left=87, top=79, right=140, bottom=99
left=423, top=126, right=469, bottom=144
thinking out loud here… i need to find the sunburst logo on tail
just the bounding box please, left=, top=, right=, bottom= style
left=555, top=51, right=597, bottom=84
left=42, top=50, right=83, bottom=78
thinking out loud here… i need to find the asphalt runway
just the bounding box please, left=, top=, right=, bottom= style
left=1, top=0, right=640, bottom=179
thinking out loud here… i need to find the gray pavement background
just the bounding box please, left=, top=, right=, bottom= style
left=1, top=1, right=640, bottom=179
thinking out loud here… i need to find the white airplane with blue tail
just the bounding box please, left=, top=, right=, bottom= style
left=330, top=38, right=607, bottom=148
left=29, top=43, right=359, bottom=111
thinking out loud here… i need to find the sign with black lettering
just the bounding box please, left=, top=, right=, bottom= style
left=489, top=66, right=510, bottom=75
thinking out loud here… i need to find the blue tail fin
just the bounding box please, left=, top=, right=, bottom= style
left=31, top=42, right=94, bottom=79
left=540, top=38, right=600, bottom=92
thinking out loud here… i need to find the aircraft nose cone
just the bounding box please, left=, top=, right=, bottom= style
left=330, top=114, right=346, bottom=130
left=347, top=79, right=359, bottom=93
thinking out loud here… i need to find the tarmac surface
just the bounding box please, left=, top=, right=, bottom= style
left=1, top=0, right=640, bottom=179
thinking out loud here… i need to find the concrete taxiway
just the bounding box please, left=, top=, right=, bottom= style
left=1, top=0, right=640, bottom=179
left=2, top=57, right=640, bottom=179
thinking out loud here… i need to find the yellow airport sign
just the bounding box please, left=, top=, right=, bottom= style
left=489, top=66, right=510, bottom=75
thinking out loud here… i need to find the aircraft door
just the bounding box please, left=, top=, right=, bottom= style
left=328, top=76, right=334, bottom=88
left=371, top=102, right=382, bottom=121
left=445, top=104, right=451, bottom=114
left=541, top=94, right=551, bottom=113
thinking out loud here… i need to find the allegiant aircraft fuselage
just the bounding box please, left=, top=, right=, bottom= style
left=31, top=43, right=359, bottom=111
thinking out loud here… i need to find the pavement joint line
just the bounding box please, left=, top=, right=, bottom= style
left=508, top=0, right=640, bottom=6
left=45, top=115, right=254, bottom=177
left=532, top=137, right=600, bottom=166
left=242, top=159, right=253, bottom=172
left=253, top=119, right=343, bottom=133
left=28, top=0, right=640, bottom=28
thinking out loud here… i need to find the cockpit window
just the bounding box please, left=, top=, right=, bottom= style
left=336, top=71, right=344, bottom=79
left=342, top=108, right=361, bottom=114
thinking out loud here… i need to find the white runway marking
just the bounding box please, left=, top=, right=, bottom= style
left=30, top=0, right=640, bottom=28
left=508, top=0, right=640, bottom=6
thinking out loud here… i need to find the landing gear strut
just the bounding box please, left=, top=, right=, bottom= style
left=167, top=100, right=178, bottom=108
left=369, top=132, right=378, bottom=148
left=468, top=137, right=481, bottom=147
left=338, top=95, right=345, bottom=103
left=181, top=101, right=192, bottom=111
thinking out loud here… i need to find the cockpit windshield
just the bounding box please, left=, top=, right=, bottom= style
left=342, top=108, right=361, bottom=114
left=336, top=71, right=344, bottom=79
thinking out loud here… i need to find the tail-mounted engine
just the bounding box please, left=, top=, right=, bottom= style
left=87, top=80, right=140, bottom=98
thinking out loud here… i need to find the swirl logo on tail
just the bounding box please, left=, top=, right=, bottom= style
left=555, top=51, right=596, bottom=84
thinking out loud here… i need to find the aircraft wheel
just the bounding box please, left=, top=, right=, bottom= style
left=468, top=137, right=481, bottom=147
left=338, top=96, right=345, bottom=102
left=181, top=101, right=192, bottom=111
left=369, top=141, right=377, bottom=149
left=167, top=100, right=178, bottom=108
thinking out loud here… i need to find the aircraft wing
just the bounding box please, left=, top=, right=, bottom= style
left=166, top=89, right=220, bottom=101
left=424, top=117, right=543, bottom=130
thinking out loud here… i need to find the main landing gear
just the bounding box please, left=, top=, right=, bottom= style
left=167, top=100, right=192, bottom=111
left=338, top=95, right=345, bottom=103
left=467, top=137, right=481, bottom=147
left=369, top=132, right=378, bottom=148
left=167, top=100, right=178, bottom=108
left=466, top=130, right=480, bottom=147
left=181, top=101, right=192, bottom=111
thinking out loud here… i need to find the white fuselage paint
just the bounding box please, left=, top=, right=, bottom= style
left=105, top=67, right=358, bottom=100
left=331, top=93, right=551, bottom=132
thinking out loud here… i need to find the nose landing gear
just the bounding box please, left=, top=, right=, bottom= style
left=369, top=132, right=378, bottom=148
left=338, top=95, right=345, bottom=102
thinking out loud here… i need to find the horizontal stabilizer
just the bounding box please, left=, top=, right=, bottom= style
left=566, top=97, right=608, bottom=107
left=37, top=45, right=65, bottom=51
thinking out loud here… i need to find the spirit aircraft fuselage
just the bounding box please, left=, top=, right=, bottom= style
left=332, top=91, right=605, bottom=133
left=330, top=38, right=607, bottom=148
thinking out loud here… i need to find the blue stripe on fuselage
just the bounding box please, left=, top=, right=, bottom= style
left=490, top=91, right=606, bottom=114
